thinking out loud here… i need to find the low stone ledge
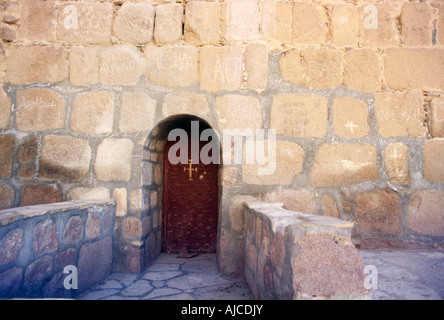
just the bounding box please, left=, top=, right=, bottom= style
left=244, top=201, right=369, bottom=300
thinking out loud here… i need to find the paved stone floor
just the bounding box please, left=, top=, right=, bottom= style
left=78, top=250, right=444, bottom=300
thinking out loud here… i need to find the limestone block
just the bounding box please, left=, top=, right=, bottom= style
left=69, top=46, right=100, bottom=86
left=145, top=45, right=198, bottom=88
left=184, top=1, right=220, bottom=46
left=242, top=140, right=305, bottom=185
left=400, top=3, right=433, bottom=46
left=383, top=48, right=444, bottom=92
left=95, top=138, right=134, bottom=182
left=100, top=46, right=144, bottom=86
left=0, top=184, right=14, bottom=210
left=154, top=3, right=183, bottom=45
left=67, top=187, right=110, bottom=201
left=40, top=135, right=92, bottom=183
left=406, top=190, right=444, bottom=237
left=353, top=189, right=401, bottom=237
left=261, top=189, right=317, bottom=214
left=245, top=43, right=268, bottom=91
left=114, top=3, right=155, bottom=45
left=16, top=89, right=65, bottom=132
left=33, top=219, right=58, bottom=256
left=279, top=48, right=343, bottom=89
left=20, top=0, right=55, bottom=42
left=7, top=45, right=68, bottom=85
left=119, top=92, right=156, bottom=133
left=162, top=92, right=209, bottom=119
left=270, top=94, right=328, bottom=138
left=57, top=2, right=113, bottom=45
left=330, top=4, right=360, bottom=47
left=359, top=3, right=399, bottom=47
left=216, top=94, right=262, bottom=132
left=332, top=97, right=369, bottom=139
left=430, top=97, right=444, bottom=138
left=260, top=1, right=292, bottom=44
left=311, top=144, right=378, bottom=187
left=0, top=88, right=11, bottom=129
left=221, top=0, right=259, bottom=41
left=423, top=139, right=444, bottom=184
left=71, top=91, right=115, bottom=135
left=291, top=2, right=327, bottom=44
left=199, top=46, right=243, bottom=92
left=384, top=143, right=410, bottom=186
left=374, top=91, right=427, bottom=138
left=114, top=188, right=128, bottom=217
left=343, top=48, right=380, bottom=92
left=0, top=135, right=14, bottom=179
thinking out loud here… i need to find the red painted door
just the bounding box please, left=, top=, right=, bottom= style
left=162, top=129, right=219, bottom=254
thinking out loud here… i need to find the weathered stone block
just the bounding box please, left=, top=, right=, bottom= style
left=40, top=135, right=92, bottom=183
left=321, top=194, right=339, bottom=218
left=95, top=138, right=134, bottom=182
left=311, top=144, right=378, bottom=187
left=260, top=1, right=292, bottom=44
left=18, top=139, right=36, bottom=165
left=406, top=190, right=444, bottom=237
left=122, top=217, right=142, bottom=239
left=343, top=49, right=380, bottom=92
left=67, top=187, right=110, bottom=201
left=0, top=88, right=10, bottom=130
left=20, top=0, right=55, bottom=42
left=100, top=46, right=144, bottom=86
left=332, top=96, right=369, bottom=139
left=0, top=184, right=14, bottom=210
left=163, top=92, right=209, bottom=119
left=199, top=46, right=243, bottom=92
left=154, top=3, right=183, bottom=45
left=216, top=94, right=262, bottom=132
left=85, top=212, right=101, bottom=239
left=0, top=229, right=24, bottom=264
left=78, top=236, right=112, bottom=292
left=291, top=2, right=326, bottom=44
left=384, top=48, right=444, bottom=92
left=261, top=189, right=316, bottom=214
left=431, top=97, right=444, bottom=138
left=359, top=3, right=399, bottom=47
left=114, top=3, right=155, bottom=45
left=119, top=92, right=156, bottom=133
left=16, top=89, right=65, bottom=132
left=374, top=91, right=427, bottom=138
left=229, top=195, right=257, bottom=234
left=330, top=4, right=360, bottom=47
left=0, top=135, right=14, bottom=179
left=220, top=167, right=238, bottom=187
left=69, top=46, right=100, bottom=86
left=71, top=91, right=115, bottom=135
left=423, top=139, right=444, bottom=184
left=24, top=256, right=52, bottom=290
left=279, top=48, right=343, bottom=89
left=63, top=216, right=83, bottom=244
left=33, top=219, right=58, bottom=256
left=114, top=188, right=128, bottom=217
left=145, top=45, right=198, bottom=88
left=21, top=184, right=61, bottom=207
left=221, top=0, right=259, bottom=41
left=242, top=140, right=305, bottom=185
left=439, top=4, right=444, bottom=46
left=245, top=43, right=268, bottom=91
left=271, top=93, right=328, bottom=138
left=184, top=1, right=220, bottom=46
left=353, top=189, right=401, bottom=237
left=7, top=45, right=68, bottom=85
left=400, top=3, right=432, bottom=46
left=57, top=2, right=113, bottom=45
left=384, top=143, right=410, bottom=186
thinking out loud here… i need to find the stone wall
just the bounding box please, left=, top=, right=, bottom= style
left=0, top=0, right=444, bottom=276
left=0, top=200, right=115, bottom=298
left=243, top=201, right=368, bottom=299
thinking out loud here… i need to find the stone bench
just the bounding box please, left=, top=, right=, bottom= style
left=244, top=201, right=369, bottom=300
left=0, top=200, right=115, bottom=298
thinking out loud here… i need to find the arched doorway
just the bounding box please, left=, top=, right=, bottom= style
left=161, top=117, right=219, bottom=254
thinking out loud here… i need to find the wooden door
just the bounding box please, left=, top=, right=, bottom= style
left=162, top=128, right=219, bottom=254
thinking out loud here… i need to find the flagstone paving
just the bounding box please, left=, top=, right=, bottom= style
left=78, top=250, right=444, bottom=300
